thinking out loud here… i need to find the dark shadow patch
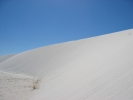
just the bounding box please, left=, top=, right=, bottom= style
left=33, top=79, right=41, bottom=90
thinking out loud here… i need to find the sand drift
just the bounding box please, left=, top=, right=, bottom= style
left=0, top=29, right=133, bottom=100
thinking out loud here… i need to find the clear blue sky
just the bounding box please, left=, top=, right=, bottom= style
left=0, top=0, right=133, bottom=56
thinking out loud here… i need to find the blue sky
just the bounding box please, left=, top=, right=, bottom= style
left=0, top=0, right=133, bottom=56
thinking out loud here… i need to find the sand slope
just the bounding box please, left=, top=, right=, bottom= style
left=0, top=29, right=133, bottom=100
left=0, top=54, right=16, bottom=63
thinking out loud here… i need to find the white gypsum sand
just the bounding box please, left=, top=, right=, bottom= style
left=0, top=54, right=16, bottom=63
left=0, top=28, right=133, bottom=100
left=0, top=71, right=36, bottom=100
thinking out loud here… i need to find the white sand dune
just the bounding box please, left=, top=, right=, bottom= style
left=0, top=54, right=16, bottom=63
left=0, top=29, right=133, bottom=100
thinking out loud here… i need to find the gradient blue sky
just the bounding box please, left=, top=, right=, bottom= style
left=0, top=0, right=133, bottom=56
